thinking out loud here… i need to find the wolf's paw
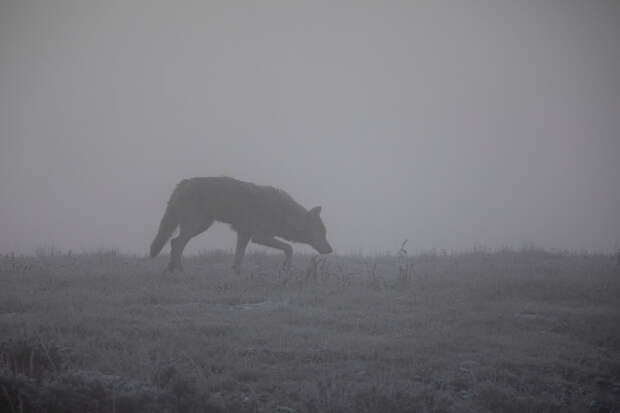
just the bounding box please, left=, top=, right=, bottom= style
left=167, top=262, right=183, bottom=273
left=232, top=264, right=242, bottom=275
left=281, top=258, right=292, bottom=272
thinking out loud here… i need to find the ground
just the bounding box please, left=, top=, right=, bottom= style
left=1, top=249, right=619, bottom=412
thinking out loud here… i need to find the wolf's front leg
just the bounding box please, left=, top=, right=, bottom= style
left=232, top=232, right=251, bottom=275
left=252, top=236, right=293, bottom=270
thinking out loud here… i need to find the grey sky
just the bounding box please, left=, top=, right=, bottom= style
left=1, top=1, right=619, bottom=255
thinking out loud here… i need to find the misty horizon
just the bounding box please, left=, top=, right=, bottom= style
left=1, top=1, right=619, bottom=256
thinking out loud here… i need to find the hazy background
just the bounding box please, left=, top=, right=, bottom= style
left=1, top=1, right=619, bottom=256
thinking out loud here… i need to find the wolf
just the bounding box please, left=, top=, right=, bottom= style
left=149, top=177, right=333, bottom=273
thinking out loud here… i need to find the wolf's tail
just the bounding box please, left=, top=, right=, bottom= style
left=150, top=181, right=188, bottom=257
left=150, top=203, right=177, bottom=257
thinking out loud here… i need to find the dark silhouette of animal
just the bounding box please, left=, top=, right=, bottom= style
left=150, top=177, right=332, bottom=273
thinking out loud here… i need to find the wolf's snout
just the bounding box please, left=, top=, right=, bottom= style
left=318, top=243, right=333, bottom=254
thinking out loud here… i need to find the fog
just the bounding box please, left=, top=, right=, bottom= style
left=1, top=1, right=619, bottom=256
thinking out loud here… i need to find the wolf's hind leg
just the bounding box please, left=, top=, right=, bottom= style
left=168, top=237, right=185, bottom=272
left=168, top=217, right=213, bottom=272
left=252, top=236, right=293, bottom=269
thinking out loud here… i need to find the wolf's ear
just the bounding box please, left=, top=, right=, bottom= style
left=309, top=206, right=322, bottom=217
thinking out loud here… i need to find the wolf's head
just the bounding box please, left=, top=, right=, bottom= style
left=303, top=206, right=333, bottom=254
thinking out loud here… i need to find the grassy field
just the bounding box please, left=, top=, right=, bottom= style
left=1, top=248, right=619, bottom=412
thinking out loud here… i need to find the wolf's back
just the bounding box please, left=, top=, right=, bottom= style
left=149, top=180, right=190, bottom=257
